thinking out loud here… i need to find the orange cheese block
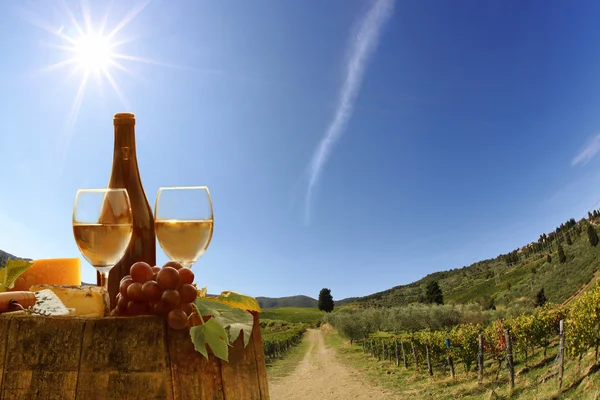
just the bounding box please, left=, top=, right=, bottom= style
left=11, top=258, right=82, bottom=291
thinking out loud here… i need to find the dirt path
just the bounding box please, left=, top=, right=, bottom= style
left=269, top=329, right=395, bottom=400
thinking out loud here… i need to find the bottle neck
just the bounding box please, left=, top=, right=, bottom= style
left=112, top=124, right=137, bottom=163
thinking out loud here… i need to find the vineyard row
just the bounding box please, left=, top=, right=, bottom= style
left=335, top=282, right=600, bottom=392
left=262, top=324, right=307, bottom=361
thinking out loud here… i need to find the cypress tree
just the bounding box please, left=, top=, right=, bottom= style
left=535, top=288, right=548, bottom=307
left=557, top=243, right=566, bottom=263
left=318, top=288, right=334, bottom=312
left=588, top=224, right=599, bottom=247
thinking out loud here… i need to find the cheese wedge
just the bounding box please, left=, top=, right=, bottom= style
left=32, top=289, right=72, bottom=316
left=12, top=258, right=81, bottom=291
left=29, top=284, right=109, bottom=317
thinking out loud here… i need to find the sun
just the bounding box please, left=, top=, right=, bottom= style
left=28, top=0, right=198, bottom=132
left=73, top=33, right=114, bottom=73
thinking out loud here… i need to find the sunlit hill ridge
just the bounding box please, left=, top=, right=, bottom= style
left=263, top=211, right=600, bottom=310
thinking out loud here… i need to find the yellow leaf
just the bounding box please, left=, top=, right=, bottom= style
left=196, top=286, right=208, bottom=298
left=205, top=290, right=262, bottom=313
left=0, top=257, right=35, bottom=292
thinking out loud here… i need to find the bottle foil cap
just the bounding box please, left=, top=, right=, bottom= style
left=114, top=113, right=135, bottom=126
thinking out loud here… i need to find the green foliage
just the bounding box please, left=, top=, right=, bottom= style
left=588, top=224, right=599, bottom=247
left=354, top=300, right=573, bottom=380
left=566, top=232, right=572, bottom=245
left=189, top=318, right=230, bottom=361
left=190, top=298, right=255, bottom=361
left=324, top=311, right=375, bottom=343
left=342, top=215, right=600, bottom=310
left=566, top=282, right=600, bottom=358
left=260, top=307, right=324, bottom=325
left=327, top=302, right=506, bottom=335
left=318, top=288, right=334, bottom=312
left=194, top=298, right=254, bottom=347
left=474, top=295, right=495, bottom=310
left=424, top=281, right=444, bottom=305
left=0, top=250, right=34, bottom=292
left=448, top=323, right=480, bottom=371
left=557, top=243, right=566, bottom=263
left=535, top=288, right=547, bottom=307
left=262, top=322, right=307, bottom=361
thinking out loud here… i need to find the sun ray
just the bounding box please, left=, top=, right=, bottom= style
left=36, top=58, right=78, bottom=74
left=110, top=35, right=143, bottom=49
left=106, top=0, right=151, bottom=40
left=67, top=70, right=90, bottom=131
left=102, top=69, right=130, bottom=110
left=17, top=8, right=78, bottom=44
left=39, top=41, right=77, bottom=53
left=97, top=1, right=112, bottom=35
left=80, top=0, right=94, bottom=35
left=53, top=69, right=90, bottom=188
left=108, top=59, right=149, bottom=86
left=108, top=59, right=134, bottom=77
left=112, top=53, right=223, bottom=75
left=59, top=0, right=86, bottom=37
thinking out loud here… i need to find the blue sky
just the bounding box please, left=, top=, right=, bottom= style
left=3, top=0, right=600, bottom=300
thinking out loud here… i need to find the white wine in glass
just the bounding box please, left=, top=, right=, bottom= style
left=154, top=186, right=214, bottom=269
left=73, top=188, right=133, bottom=289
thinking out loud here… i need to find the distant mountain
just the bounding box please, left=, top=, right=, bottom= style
left=334, top=297, right=358, bottom=306
left=256, top=295, right=318, bottom=309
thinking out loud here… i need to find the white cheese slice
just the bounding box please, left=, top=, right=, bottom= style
left=30, top=284, right=109, bottom=317
left=32, top=289, right=71, bottom=316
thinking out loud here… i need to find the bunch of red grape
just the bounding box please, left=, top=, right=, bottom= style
left=114, top=261, right=198, bottom=330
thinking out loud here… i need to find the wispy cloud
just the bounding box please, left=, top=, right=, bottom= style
left=572, top=134, right=600, bottom=166
left=304, top=0, right=395, bottom=224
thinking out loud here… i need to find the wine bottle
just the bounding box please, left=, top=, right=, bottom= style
left=100, top=112, right=156, bottom=309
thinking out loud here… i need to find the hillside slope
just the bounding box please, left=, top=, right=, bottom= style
left=347, top=216, right=600, bottom=309
left=257, top=295, right=318, bottom=309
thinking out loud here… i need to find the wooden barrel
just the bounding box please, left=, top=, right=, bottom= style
left=0, top=311, right=269, bottom=400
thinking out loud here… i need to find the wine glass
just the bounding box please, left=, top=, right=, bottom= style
left=154, top=186, right=214, bottom=269
left=72, top=188, right=133, bottom=289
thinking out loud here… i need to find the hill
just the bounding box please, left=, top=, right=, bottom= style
left=260, top=307, right=323, bottom=325
left=346, top=213, right=600, bottom=309
left=256, top=295, right=318, bottom=309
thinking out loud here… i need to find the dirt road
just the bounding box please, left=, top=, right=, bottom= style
left=269, top=329, right=395, bottom=400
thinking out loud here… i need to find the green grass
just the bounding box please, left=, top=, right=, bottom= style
left=261, top=307, right=324, bottom=325
left=324, top=328, right=600, bottom=399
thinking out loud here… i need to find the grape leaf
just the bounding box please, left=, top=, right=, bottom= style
left=189, top=317, right=230, bottom=361
left=197, top=286, right=208, bottom=298
left=205, top=290, right=262, bottom=313
left=0, top=249, right=32, bottom=267
left=194, top=298, right=254, bottom=347
left=0, top=250, right=34, bottom=292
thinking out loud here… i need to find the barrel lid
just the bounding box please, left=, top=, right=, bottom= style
left=113, top=113, right=135, bottom=125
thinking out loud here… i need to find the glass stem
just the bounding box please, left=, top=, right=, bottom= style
left=99, top=271, right=108, bottom=290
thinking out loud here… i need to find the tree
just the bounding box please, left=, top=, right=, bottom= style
left=588, top=224, right=599, bottom=247
left=424, top=281, right=444, bottom=305
left=557, top=243, right=567, bottom=263
left=535, top=288, right=548, bottom=307
left=475, top=295, right=495, bottom=310
left=546, top=254, right=552, bottom=263
left=318, top=288, right=334, bottom=312
left=566, top=232, right=572, bottom=245
left=330, top=312, right=373, bottom=344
